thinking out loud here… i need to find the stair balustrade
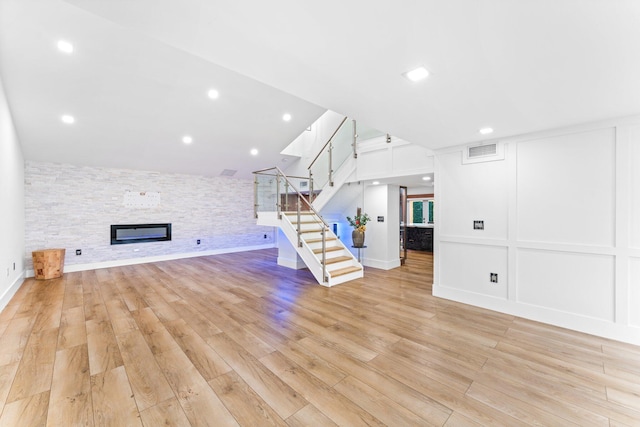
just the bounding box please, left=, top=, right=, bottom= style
left=307, top=117, right=356, bottom=203
left=253, top=166, right=331, bottom=282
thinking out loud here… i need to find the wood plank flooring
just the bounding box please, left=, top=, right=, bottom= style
left=0, top=249, right=639, bottom=426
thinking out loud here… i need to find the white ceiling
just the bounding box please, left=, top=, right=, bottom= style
left=2, top=0, right=640, bottom=179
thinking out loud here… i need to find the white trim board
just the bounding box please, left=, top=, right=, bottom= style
left=25, top=244, right=276, bottom=277
left=433, top=284, right=640, bottom=346
left=0, top=271, right=25, bottom=313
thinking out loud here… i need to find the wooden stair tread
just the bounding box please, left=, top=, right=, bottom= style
left=312, top=246, right=342, bottom=254
left=322, top=256, right=352, bottom=265
left=330, top=266, right=363, bottom=278
left=300, top=228, right=325, bottom=234
left=305, top=237, right=337, bottom=244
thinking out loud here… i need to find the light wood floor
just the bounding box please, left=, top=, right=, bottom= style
left=0, top=249, right=639, bottom=426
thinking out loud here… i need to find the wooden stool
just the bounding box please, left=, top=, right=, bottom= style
left=32, top=248, right=66, bottom=280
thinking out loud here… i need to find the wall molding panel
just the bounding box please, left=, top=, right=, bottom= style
left=434, top=118, right=640, bottom=345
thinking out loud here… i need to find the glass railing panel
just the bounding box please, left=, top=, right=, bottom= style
left=332, top=119, right=355, bottom=174
left=254, top=173, right=278, bottom=213
left=356, top=121, right=385, bottom=141
left=309, top=148, right=331, bottom=192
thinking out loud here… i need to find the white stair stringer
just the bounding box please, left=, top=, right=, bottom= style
left=258, top=211, right=363, bottom=286
left=311, top=155, right=356, bottom=212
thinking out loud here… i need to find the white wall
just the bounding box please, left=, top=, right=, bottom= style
left=357, top=136, right=434, bottom=182
left=434, top=117, right=640, bottom=345
left=320, top=181, right=400, bottom=269
left=0, top=75, right=25, bottom=310
left=362, top=184, right=401, bottom=270
left=282, top=110, right=346, bottom=179
left=24, top=161, right=276, bottom=274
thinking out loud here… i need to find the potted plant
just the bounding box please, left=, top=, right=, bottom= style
left=347, top=207, right=370, bottom=248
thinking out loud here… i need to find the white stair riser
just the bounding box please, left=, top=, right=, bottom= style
left=328, top=270, right=364, bottom=286
left=308, top=242, right=342, bottom=251
left=320, top=251, right=349, bottom=261
left=325, top=260, right=357, bottom=271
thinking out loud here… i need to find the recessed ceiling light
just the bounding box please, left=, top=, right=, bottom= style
left=403, top=66, right=429, bottom=82
left=250, top=148, right=258, bottom=156
left=282, top=113, right=292, bottom=122
left=373, top=181, right=380, bottom=185
left=422, top=176, right=431, bottom=181
left=61, top=115, right=75, bottom=124
left=479, top=127, right=494, bottom=135
left=207, top=89, right=219, bottom=99
left=182, top=135, right=193, bottom=144
left=57, top=40, right=74, bottom=54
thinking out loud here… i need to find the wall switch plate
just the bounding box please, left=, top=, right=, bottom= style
left=490, top=272, right=498, bottom=283
left=76, top=249, right=82, bottom=255
left=474, top=220, right=484, bottom=230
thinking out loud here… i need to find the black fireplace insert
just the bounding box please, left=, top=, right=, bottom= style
left=110, top=223, right=171, bottom=245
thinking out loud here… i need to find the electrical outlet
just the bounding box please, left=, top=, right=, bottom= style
left=264, top=234, right=267, bottom=239
left=490, top=273, right=498, bottom=283
left=197, top=239, right=201, bottom=245
left=76, top=249, right=82, bottom=255
left=474, top=220, right=484, bottom=230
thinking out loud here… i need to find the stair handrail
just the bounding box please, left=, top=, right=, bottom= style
left=306, top=116, right=354, bottom=201
left=307, top=116, right=348, bottom=172
left=253, top=166, right=330, bottom=282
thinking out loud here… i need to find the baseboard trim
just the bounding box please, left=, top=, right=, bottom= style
left=25, top=244, right=276, bottom=277
left=362, top=257, right=401, bottom=270
left=433, top=283, right=640, bottom=346
left=0, top=271, right=26, bottom=312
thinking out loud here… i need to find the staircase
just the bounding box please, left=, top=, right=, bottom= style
left=254, top=167, right=363, bottom=287
left=253, top=117, right=375, bottom=286
left=282, top=212, right=363, bottom=285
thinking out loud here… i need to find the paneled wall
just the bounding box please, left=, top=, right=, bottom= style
left=435, top=118, right=640, bottom=345
left=357, top=137, right=434, bottom=182
left=24, top=161, right=275, bottom=273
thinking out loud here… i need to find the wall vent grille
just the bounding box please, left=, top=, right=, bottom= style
left=468, top=143, right=497, bottom=158
left=462, top=142, right=504, bottom=164
left=220, top=169, right=237, bottom=176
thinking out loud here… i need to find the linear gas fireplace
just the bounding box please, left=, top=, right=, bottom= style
left=110, top=223, right=172, bottom=245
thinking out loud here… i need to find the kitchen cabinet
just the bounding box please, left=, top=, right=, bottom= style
left=406, top=226, right=433, bottom=251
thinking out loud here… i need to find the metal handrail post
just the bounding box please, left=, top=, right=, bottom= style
left=321, top=226, right=327, bottom=282
left=328, top=141, right=334, bottom=187
left=253, top=174, right=259, bottom=219
left=276, top=174, right=281, bottom=219
left=352, top=119, right=357, bottom=159
left=284, top=180, right=289, bottom=213
left=297, top=200, right=302, bottom=247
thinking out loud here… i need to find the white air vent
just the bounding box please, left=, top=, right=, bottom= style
left=462, top=142, right=504, bottom=164
left=220, top=169, right=237, bottom=177
left=468, top=143, right=497, bottom=158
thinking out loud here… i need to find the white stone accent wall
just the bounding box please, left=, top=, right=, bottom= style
left=24, top=161, right=275, bottom=269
